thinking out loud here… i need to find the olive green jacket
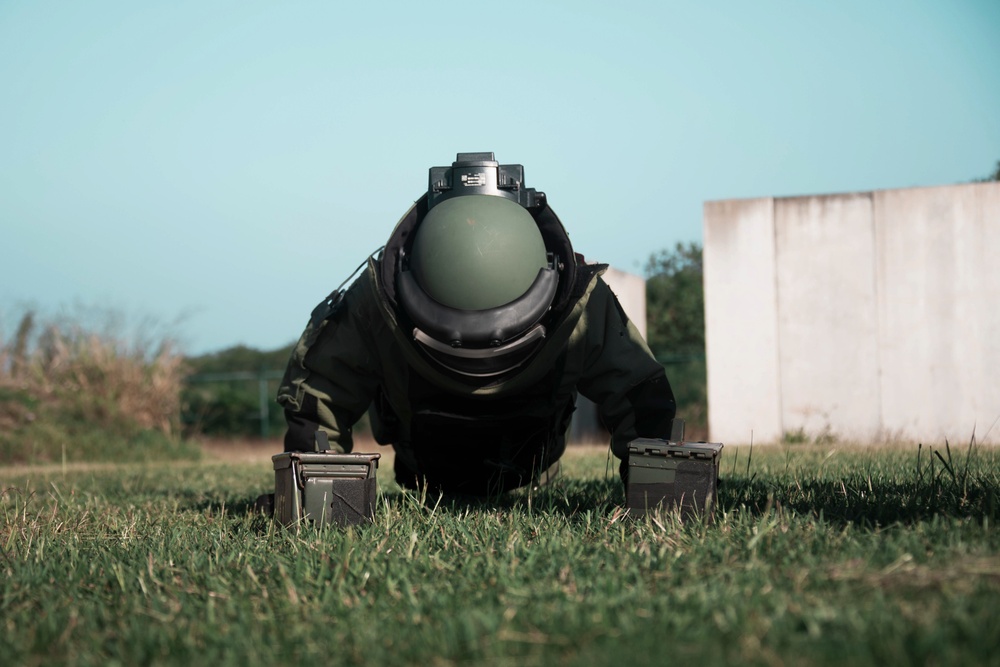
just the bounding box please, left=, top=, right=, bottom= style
left=277, top=251, right=675, bottom=492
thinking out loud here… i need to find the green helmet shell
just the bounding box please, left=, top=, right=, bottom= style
left=409, top=195, right=548, bottom=311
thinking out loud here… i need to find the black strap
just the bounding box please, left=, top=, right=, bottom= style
left=309, top=247, right=384, bottom=326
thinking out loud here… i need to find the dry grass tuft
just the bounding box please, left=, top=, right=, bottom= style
left=0, top=310, right=192, bottom=463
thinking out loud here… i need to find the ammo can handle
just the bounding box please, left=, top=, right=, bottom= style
left=291, top=459, right=306, bottom=491
left=670, top=418, right=685, bottom=442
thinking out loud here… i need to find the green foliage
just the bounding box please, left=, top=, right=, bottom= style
left=644, top=243, right=707, bottom=438
left=664, top=356, right=708, bottom=439
left=1, top=444, right=998, bottom=666
left=974, top=159, right=1000, bottom=182
left=184, top=384, right=263, bottom=435
left=644, top=242, right=704, bottom=357
left=188, top=344, right=293, bottom=375
left=782, top=426, right=837, bottom=446
left=181, top=344, right=294, bottom=438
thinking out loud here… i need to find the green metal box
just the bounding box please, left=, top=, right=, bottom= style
left=272, top=452, right=381, bottom=528
left=626, top=438, right=724, bottom=520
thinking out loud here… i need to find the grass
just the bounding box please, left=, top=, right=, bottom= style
left=2, top=442, right=999, bottom=667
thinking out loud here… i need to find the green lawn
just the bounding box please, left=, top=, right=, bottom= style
left=2, top=443, right=998, bottom=666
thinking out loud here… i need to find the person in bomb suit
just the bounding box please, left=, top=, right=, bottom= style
left=277, top=152, right=676, bottom=496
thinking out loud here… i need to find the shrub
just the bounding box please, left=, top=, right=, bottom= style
left=0, top=310, right=199, bottom=464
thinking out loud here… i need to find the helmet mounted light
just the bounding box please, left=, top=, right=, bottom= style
left=427, top=152, right=546, bottom=211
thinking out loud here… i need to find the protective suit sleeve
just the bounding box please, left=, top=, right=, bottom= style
left=276, top=270, right=384, bottom=453
left=575, top=279, right=677, bottom=461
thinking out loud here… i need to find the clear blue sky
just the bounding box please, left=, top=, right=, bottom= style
left=2, top=0, right=998, bottom=355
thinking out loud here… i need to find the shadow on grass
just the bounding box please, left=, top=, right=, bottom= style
left=176, top=449, right=997, bottom=531
left=719, top=472, right=999, bottom=527
left=384, top=477, right=627, bottom=517
left=398, top=473, right=998, bottom=528
left=182, top=473, right=998, bottom=530
left=177, top=477, right=626, bottom=525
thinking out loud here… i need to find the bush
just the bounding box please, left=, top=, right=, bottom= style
left=0, top=310, right=200, bottom=464
left=180, top=344, right=293, bottom=439
left=645, top=243, right=708, bottom=439
left=661, top=356, right=708, bottom=441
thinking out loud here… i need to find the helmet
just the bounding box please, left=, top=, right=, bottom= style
left=409, top=195, right=547, bottom=310
left=397, top=152, right=561, bottom=378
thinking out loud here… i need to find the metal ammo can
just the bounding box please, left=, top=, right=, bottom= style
left=626, top=438, right=724, bottom=520
left=272, top=452, right=381, bottom=528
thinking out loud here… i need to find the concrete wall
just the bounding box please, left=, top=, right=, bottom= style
left=704, top=181, right=1000, bottom=445
left=602, top=267, right=647, bottom=341
left=570, top=266, right=647, bottom=442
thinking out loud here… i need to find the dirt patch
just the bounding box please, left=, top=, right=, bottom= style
left=197, top=435, right=389, bottom=464
left=197, top=437, right=615, bottom=470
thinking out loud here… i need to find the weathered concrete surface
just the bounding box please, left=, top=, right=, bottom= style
left=705, top=181, right=1000, bottom=445
left=703, top=197, right=782, bottom=443
left=873, top=184, right=1000, bottom=445
left=774, top=193, right=882, bottom=441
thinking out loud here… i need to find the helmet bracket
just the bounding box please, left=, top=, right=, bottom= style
left=428, top=152, right=546, bottom=210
